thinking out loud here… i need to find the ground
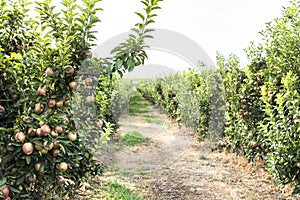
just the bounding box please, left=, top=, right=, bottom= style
left=76, top=94, right=298, bottom=200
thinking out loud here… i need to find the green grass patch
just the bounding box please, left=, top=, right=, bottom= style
left=102, top=181, right=142, bottom=200
left=121, top=131, right=149, bottom=146
left=143, top=114, right=164, bottom=124
left=144, top=118, right=164, bottom=124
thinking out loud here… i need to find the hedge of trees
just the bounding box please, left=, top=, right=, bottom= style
left=138, top=1, right=300, bottom=193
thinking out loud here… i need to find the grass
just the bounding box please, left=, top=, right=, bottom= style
left=143, top=114, right=164, bottom=124
left=121, top=131, right=149, bottom=146
left=100, top=181, right=142, bottom=200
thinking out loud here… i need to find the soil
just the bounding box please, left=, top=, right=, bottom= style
left=82, top=98, right=298, bottom=200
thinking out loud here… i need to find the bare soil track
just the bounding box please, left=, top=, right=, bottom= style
left=81, top=97, right=298, bottom=200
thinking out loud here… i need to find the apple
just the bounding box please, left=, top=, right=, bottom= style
left=53, top=140, right=59, bottom=148
left=26, top=174, right=37, bottom=183
left=84, top=78, right=93, bottom=86
left=12, top=94, right=18, bottom=100
left=28, top=128, right=36, bottom=137
left=44, top=141, right=54, bottom=150
left=39, top=121, right=45, bottom=127
left=34, top=163, right=42, bottom=172
left=16, top=45, right=23, bottom=50
left=68, top=132, right=77, bottom=141
left=0, top=105, right=5, bottom=113
left=4, top=197, right=11, bottom=200
left=63, top=118, right=69, bottom=125
left=37, top=87, right=46, bottom=95
left=45, top=67, right=54, bottom=76
left=48, top=99, right=56, bottom=108
left=35, top=144, right=43, bottom=151
left=59, top=162, right=68, bottom=172
left=69, top=82, right=77, bottom=90
left=55, top=101, right=63, bottom=108
left=1, top=186, right=9, bottom=197
left=96, top=119, right=103, bottom=128
left=34, top=103, right=43, bottom=114
left=75, top=123, right=81, bottom=130
left=65, top=66, right=75, bottom=74
left=41, top=148, right=48, bottom=154
left=51, top=131, right=58, bottom=138
left=58, top=176, right=65, bottom=183
left=22, top=142, right=34, bottom=155
left=85, top=96, right=94, bottom=104
left=15, top=132, right=26, bottom=142
left=55, top=126, right=63, bottom=134
left=63, top=101, right=70, bottom=106
left=52, top=149, right=60, bottom=156
left=36, top=128, right=42, bottom=137
left=41, top=125, right=51, bottom=136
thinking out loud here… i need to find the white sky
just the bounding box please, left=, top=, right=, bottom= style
left=95, top=0, right=290, bottom=69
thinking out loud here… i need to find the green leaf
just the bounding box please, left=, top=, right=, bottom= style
left=8, top=186, right=20, bottom=193
left=127, top=58, right=135, bottom=71
left=135, top=12, right=145, bottom=21
left=0, top=178, right=7, bottom=186
left=16, top=176, right=25, bottom=185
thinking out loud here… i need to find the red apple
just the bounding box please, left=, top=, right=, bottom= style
left=34, top=103, right=43, bottom=114
left=45, top=67, right=54, bottom=76
left=63, top=101, right=70, bottom=106
left=12, top=94, right=18, bottom=100
left=43, top=141, right=54, bottom=150
left=37, top=87, right=46, bottom=95
left=51, top=131, right=58, bottom=138
left=0, top=105, right=5, bottom=113
left=53, top=140, right=59, bottom=148
left=75, top=123, right=81, bottom=130
left=65, top=66, right=75, bottom=74
left=85, top=96, right=94, bottom=104
left=41, top=125, right=51, bottom=136
left=84, top=78, right=93, bottom=86
left=55, top=101, right=63, bottom=108
left=58, top=176, right=65, bottom=183
left=26, top=174, right=37, bottom=183
left=1, top=186, right=9, bottom=197
left=96, top=119, right=103, bottom=128
left=48, top=99, right=56, bottom=108
left=55, top=126, right=63, bottom=134
left=22, top=142, right=34, bottom=155
left=34, top=163, right=42, bottom=172
left=28, top=128, right=36, bottom=137
left=15, top=132, right=26, bottom=142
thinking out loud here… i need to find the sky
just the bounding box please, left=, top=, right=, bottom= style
left=95, top=0, right=290, bottom=70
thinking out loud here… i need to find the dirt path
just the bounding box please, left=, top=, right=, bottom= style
left=96, top=96, right=296, bottom=200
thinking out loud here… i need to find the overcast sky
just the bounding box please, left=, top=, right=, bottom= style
left=95, top=0, right=290, bottom=70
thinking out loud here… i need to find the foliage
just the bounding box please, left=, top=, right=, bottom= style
left=0, top=0, right=163, bottom=199
left=218, top=0, right=300, bottom=192
left=137, top=70, right=217, bottom=140
left=111, top=79, right=136, bottom=125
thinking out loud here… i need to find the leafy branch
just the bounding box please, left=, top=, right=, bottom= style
left=106, top=0, right=163, bottom=76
